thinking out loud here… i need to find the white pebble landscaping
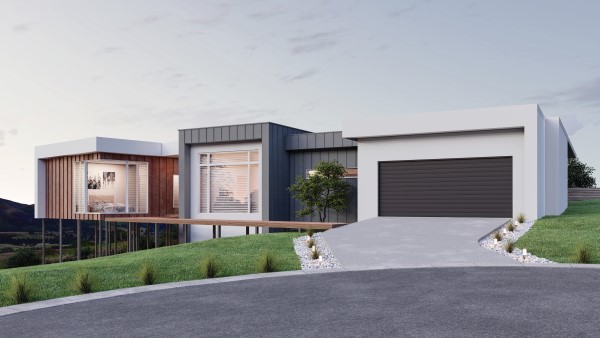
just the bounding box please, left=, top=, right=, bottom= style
left=479, top=220, right=554, bottom=264
left=294, top=233, right=341, bottom=270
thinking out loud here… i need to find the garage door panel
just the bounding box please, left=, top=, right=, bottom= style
left=378, top=157, right=512, bottom=218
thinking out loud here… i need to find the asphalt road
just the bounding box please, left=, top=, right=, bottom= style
left=2, top=267, right=600, bottom=337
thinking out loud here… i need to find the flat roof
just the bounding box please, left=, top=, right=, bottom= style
left=35, top=137, right=178, bottom=159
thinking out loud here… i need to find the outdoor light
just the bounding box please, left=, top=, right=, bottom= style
left=493, top=238, right=498, bottom=245
left=523, top=248, right=528, bottom=258
left=307, top=235, right=311, bottom=241
left=503, top=228, right=508, bottom=235
left=318, top=255, right=323, bottom=262
left=312, top=246, right=316, bottom=252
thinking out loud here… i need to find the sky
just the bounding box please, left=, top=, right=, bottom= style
left=1, top=0, right=599, bottom=204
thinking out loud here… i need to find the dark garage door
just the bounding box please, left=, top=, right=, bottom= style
left=379, top=157, right=512, bottom=217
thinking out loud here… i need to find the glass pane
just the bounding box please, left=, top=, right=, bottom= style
left=211, top=151, right=249, bottom=164
left=200, top=167, right=208, bottom=213
left=210, top=165, right=249, bottom=213
left=200, top=154, right=208, bottom=164
left=250, top=164, right=259, bottom=213
left=249, top=150, right=259, bottom=162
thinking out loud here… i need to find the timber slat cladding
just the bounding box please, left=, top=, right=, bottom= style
left=45, top=152, right=178, bottom=220
left=105, top=217, right=344, bottom=230
left=378, top=157, right=513, bottom=218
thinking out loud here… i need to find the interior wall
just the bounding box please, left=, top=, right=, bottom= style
left=87, top=163, right=127, bottom=205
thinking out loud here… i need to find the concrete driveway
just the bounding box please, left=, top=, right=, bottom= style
left=323, top=217, right=520, bottom=269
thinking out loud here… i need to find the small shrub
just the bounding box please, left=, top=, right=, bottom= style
left=516, top=213, right=526, bottom=224
left=575, top=245, right=592, bottom=264
left=258, top=252, right=277, bottom=273
left=311, top=249, right=319, bottom=260
left=6, top=248, right=40, bottom=268
left=506, top=222, right=516, bottom=232
left=7, top=274, right=33, bottom=304
left=72, top=270, right=93, bottom=294
left=306, top=228, right=315, bottom=237
left=307, top=238, right=315, bottom=248
left=138, top=261, right=156, bottom=285
left=200, top=256, right=220, bottom=279
left=503, top=241, right=514, bottom=253
left=492, top=231, right=503, bottom=241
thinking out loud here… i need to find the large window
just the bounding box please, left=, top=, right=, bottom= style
left=199, top=150, right=259, bottom=213
left=73, top=160, right=148, bottom=214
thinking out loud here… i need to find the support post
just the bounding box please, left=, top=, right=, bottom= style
left=105, top=220, right=109, bottom=256
left=246, top=226, right=249, bottom=235
left=98, top=220, right=102, bottom=257
left=137, top=224, right=140, bottom=251
left=59, top=219, right=63, bottom=263
left=94, top=221, right=97, bottom=258
left=114, top=222, right=117, bottom=255
left=218, top=225, right=221, bottom=238
left=77, top=220, right=81, bottom=260
left=127, top=223, right=131, bottom=252
left=167, top=224, right=170, bottom=246
left=255, top=227, right=259, bottom=234
left=212, top=225, right=216, bottom=239
left=41, top=219, right=45, bottom=265
left=154, top=223, right=158, bottom=249
left=146, top=224, right=149, bottom=250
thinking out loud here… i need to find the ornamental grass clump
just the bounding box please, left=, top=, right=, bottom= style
left=311, top=248, right=319, bottom=260
left=516, top=213, right=526, bottom=224
left=72, top=269, right=94, bottom=294
left=503, top=241, right=515, bottom=254
left=307, top=238, right=315, bottom=248
left=258, top=251, right=277, bottom=273
left=7, top=273, right=33, bottom=304
left=138, top=261, right=157, bottom=285
left=200, top=256, right=220, bottom=279
left=492, top=231, right=503, bottom=241
left=574, top=245, right=592, bottom=264
left=506, top=221, right=516, bottom=232
left=306, top=228, right=315, bottom=237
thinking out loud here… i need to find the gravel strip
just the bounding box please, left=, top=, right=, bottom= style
left=479, top=220, right=554, bottom=264
left=294, top=233, right=341, bottom=270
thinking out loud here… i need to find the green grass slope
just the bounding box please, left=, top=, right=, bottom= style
left=0, top=232, right=301, bottom=306
left=516, top=200, right=600, bottom=263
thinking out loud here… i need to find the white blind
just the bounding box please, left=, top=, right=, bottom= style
left=128, top=164, right=138, bottom=212
left=137, top=162, right=149, bottom=213
left=173, top=175, right=179, bottom=209
left=199, top=150, right=259, bottom=214
left=73, top=161, right=85, bottom=213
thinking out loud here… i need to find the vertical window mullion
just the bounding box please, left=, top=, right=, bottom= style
left=247, top=151, right=251, bottom=214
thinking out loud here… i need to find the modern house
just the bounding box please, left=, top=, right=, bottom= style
left=34, top=104, right=575, bottom=245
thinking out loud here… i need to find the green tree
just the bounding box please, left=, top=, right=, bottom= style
left=569, top=158, right=597, bottom=188
left=288, top=160, right=352, bottom=222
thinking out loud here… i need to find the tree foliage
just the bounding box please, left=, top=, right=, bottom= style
left=569, top=158, right=596, bottom=188
left=288, top=160, right=352, bottom=222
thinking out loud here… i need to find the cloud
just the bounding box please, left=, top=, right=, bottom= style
left=94, top=46, right=125, bottom=56
left=389, top=0, right=434, bottom=17
left=289, top=32, right=338, bottom=55
left=531, top=76, right=600, bottom=107
left=248, top=9, right=286, bottom=20
left=560, top=113, right=586, bottom=135
left=13, top=23, right=32, bottom=33
left=281, top=69, right=318, bottom=83
left=0, top=129, right=16, bottom=146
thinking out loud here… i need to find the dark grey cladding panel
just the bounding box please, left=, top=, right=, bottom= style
left=285, top=131, right=357, bottom=151
left=288, top=148, right=358, bottom=223
left=180, top=123, right=285, bottom=145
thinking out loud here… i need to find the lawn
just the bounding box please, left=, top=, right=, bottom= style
left=0, top=232, right=301, bottom=306
left=516, top=200, right=600, bottom=263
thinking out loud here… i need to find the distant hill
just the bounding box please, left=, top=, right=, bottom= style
left=0, top=198, right=40, bottom=232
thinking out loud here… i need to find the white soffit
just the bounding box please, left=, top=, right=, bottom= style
left=342, top=104, right=540, bottom=139
left=35, top=137, right=177, bottom=159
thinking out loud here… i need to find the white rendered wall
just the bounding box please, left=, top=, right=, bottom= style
left=189, top=142, right=262, bottom=242
left=355, top=130, right=530, bottom=221
left=544, top=117, right=570, bottom=216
